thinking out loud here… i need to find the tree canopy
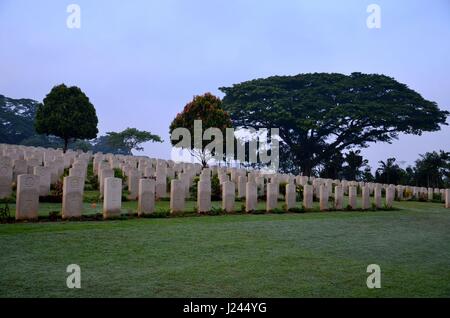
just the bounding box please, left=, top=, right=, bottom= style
left=0, top=94, right=39, bottom=144
left=35, top=84, right=99, bottom=152
left=169, top=93, right=232, bottom=167
left=106, top=127, right=162, bottom=155
left=220, top=72, right=449, bottom=175
left=413, top=150, right=450, bottom=188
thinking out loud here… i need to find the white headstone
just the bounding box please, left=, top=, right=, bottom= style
left=16, top=174, right=40, bottom=220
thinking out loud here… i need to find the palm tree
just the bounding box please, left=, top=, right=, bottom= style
left=414, top=151, right=449, bottom=187
left=376, top=158, right=402, bottom=184
left=343, top=150, right=368, bottom=181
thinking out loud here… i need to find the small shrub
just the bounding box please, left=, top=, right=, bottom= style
left=48, top=211, right=61, bottom=221
left=251, top=210, right=266, bottom=215
left=0, top=196, right=15, bottom=204
left=0, top=202, right=12, bottom=222
left=288, top=207, right=304, bottom=213
left=211, top=174, right=222, bottom=200
left=209, top=206, right=224, bottom=215
left=272, top=208, right=285, bottom=214
left=296, top=185, right=304, bottom=201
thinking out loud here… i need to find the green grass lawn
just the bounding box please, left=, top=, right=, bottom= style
left=0, top=200, right=449, bottom=297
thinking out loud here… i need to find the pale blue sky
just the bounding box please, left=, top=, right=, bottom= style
left=1, top=0, right=449, bottom=169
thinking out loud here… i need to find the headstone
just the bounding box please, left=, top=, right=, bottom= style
left=138, top=178, right=155, bottom=216
left=0, top=159, right=13, bottom=198
left=197, top=179, right=211, bottom=213
left=13, top=159, right=28, bottom=182
left=170, top=179, right=185, bottom=214
left=100, top=168, right=114, bottom=197
left=62, top=176, right=83, bottom=219
left=69, top=167, right=86, bottom=191
left=245, top=180, right=257, bottom=212
left=16, top=174, right=40, bottom=220
left=266, top=182, right=278, bottom=212
left=374, top=185, right=382, bottom=208
left=334, top=185, right=343, bottom=210
left=303, top=184, right=313, bottom=210
left=362, top=185, right=370, bottom=210
left=127, top=170, right=139, bottom=200
left=103, top=177, right=122, bottom=219
left=222, top=181, right=235, bottom=213
left=386, top=186, right=395, bottom=208
left=348, top=186, right=357, bottom=210
left=237, top=176, right=247, bottom=199
left=285, top=183, right=296, bottom=210
left=319, top=184, right=329, bottom=211
left=144, top=166, right=155, bottom=178
left=396, top=185, right=404, bottom=200
left=445, top=189, right=450, bottom=209
left=156, top=165, right=167, bottom=199
left=428, top=188, right=434, bottom=201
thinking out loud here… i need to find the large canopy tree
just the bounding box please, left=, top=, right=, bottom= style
left=220, top=73, right=449, bottom=175
left=35, top=84, right=98, bottom=152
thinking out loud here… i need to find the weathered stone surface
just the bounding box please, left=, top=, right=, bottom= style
left=16, top=174, right=40, bottom=220
left=170, top=179, right=185, bottom=214
left=99, top=168, right=114, bottom=197
left=319, top=184, right=329, bottom=211
left=155, top=165, right=167, bottom=199
left=13, top=159, right=28, bottom=182
left=445, top=189, right=449, bottom=209
left=222, top=181, right=235, bottom=213
left=396, top=185, right=404, bottom=200
left=138, top=178, right=155, bottom=216
left=362, top=185, right=370, bottom=210
left=303, top=184, right=313, bottom=210
left=237, top=176, right=247, bottom=199
left=245, top=181, right=257, bottom=212
left=348, top=186, right=357, bottom=210
left=428, top=188, right=434, bottom=201
left=127, top=170, right=139, bottom=200
left=197, top=179, right=211, bottom=213
left=334, top=185, right=343, bottom=210
left=0, top=159, right=13, bottom=199
left=374, top=185, right=382, bottom=208
left=62, top=176, right=83, bottom=219
left=386, top=186, right=395, bottom=208
left=285, top=183, right=296, bottom=211
left=266, top=182, right=278, bottom=212
left=103, top=177, right=122, bottom=219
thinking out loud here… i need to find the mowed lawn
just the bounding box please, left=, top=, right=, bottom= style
left=0, top=200, right=449, bottom=297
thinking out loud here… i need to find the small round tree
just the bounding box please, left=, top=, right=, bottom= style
left=169, top=93, right=232, bottom=167
left=35, top=84, right=99, bottom=152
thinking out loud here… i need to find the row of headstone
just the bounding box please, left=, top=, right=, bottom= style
left=3, top=143, right=450, bottom=221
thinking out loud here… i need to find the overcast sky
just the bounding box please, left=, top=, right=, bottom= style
left=1, top=0, right=449, bottom=170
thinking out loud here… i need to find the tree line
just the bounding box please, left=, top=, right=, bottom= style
left=1, top=84, right=162, bottom=154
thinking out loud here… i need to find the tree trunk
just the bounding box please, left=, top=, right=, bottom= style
left=300, top=162, right=312, bottom=177
left=63, top=138, right=68, bottom=153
